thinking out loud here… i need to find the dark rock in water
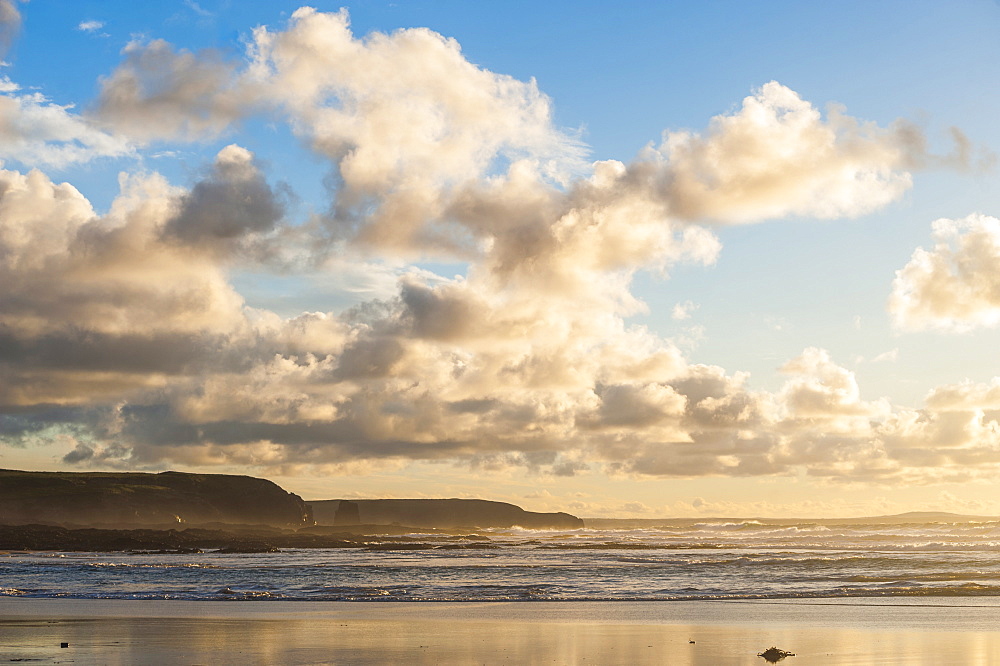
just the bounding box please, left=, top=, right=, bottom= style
left=0, top=523, right=451, bottom=551
left=758, top=646, right=795, bottom=662
left=297, top=523, right=447, bottom=537
left=309, top=498, right=584, bottom=530
left=0, top=469, right=312, bottom=528
left=334, top=500, right=361, bottom=525
left=216, top=544, right=281, bottom=554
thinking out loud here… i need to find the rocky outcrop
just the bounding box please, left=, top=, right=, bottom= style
left=0, top=523, right=491, bottom=551
left=0, top=469, right=312, bottom=528
left=310, top=498, right=583, bottom=530
left=333, top=500, right=361, bottom=525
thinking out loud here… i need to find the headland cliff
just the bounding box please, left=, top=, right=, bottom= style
left=0, top=469, right=312, bottom=528
left=310, top=498, right=583, bottom=530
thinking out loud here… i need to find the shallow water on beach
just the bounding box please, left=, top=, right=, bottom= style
left=6, top=520, right=1000, bottom=602
left=6, top=599, right=1000, bottom=665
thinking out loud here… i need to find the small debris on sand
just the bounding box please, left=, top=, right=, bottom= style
left=758, top=646, right=795, bottom=662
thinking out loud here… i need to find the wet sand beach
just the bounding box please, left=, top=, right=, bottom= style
left=3, top=598, right=1000, bottom=664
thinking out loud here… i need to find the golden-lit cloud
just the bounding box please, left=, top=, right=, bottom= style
left=1, top=7, right=996, bottom=488
left=93, top=39, right=244, bottom=142
left=0, top=0, right=20, bottom=58
left=633, top=82, right=920, bottom=223
left=890, top=214, right=1000, bottom=332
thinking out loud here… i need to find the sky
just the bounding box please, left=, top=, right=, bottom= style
left=3, top=1, right=1000, bottom=518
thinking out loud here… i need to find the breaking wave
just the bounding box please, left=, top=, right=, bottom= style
left=6, top=521, right=1000, bottom=602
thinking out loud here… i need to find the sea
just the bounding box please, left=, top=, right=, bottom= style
left=4, top=519, right=1000, bottom=602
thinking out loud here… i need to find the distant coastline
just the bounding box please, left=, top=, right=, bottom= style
left=582, top=511, right=1000, bottom=528
left=2, top=469, right=992, bottom=536
left=0, top=468, right=582, bottom=535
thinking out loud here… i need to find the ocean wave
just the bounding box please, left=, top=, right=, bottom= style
left=8, top=586, right=1000, bottom=602
left=215, top=587, right=282, bottom=599
left=9, top=522, right=1000, bottom=604
left=841, top=572, right=1000, bottom=583
left=537, top=542, right=727, bottom=550
left=483, top=527, right=591, bottom=537
left=86, top=561, right=221, bottom=569
left=691, top=521, right=764, bottom=530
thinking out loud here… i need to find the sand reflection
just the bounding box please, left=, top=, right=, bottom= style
left=2, top=600, right=1000, bottom=665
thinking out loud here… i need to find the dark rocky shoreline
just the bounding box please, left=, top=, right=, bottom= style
left=0, top=523, right=493, bottom=553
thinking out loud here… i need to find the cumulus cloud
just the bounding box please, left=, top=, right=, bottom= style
left=93, top=39, right=244, bottom=141
left=0, top=88, right=132, bottom=167
left=0, top=150, right=266, bottom=408
left=0, top=0, right=20, bottom=58
left=162, top=144, right=289, bottom=258
left=779, top=348, right=886, bottom=421
left=89, top=7, right=595, bottom=268
left=635, top=82, right=922, bottom=223
left=93, top=8, right=582, bottom=168
left=1, top=6, right=992, bottom=487
left=890, top=214, right=1000, bottom=332
left=89, top=10, right=934, bottom=268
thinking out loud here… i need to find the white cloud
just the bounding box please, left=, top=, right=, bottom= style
left=672, top=300, right=697, bottom=320
left=90, top=13, right=932, bottom=263
left=1, top=7, right=993, bottom=488
left=638, top=81, right=921, bottom=224
left=77, top=20, right=105, bottom=33
left=0, top=91, right=132, bottom=167
left=890, top=214, right=1000, bottom=332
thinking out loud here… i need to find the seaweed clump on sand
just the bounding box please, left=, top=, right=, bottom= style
left=758, top=646, right=795, bottom=662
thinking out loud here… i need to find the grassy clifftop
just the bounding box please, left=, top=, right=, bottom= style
left=0, top=469, right=312, bottom=528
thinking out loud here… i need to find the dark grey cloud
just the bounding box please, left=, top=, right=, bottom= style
left=163, top=145, right=288, bottom=251
left=332, top=337, right=407, bottom=381
left=0, top=328, right=244, bottom=375
left=62, top=442, right=94, bottom=463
